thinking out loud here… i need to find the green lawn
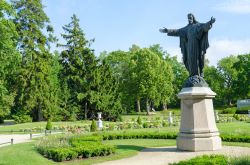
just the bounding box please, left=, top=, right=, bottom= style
left=0, top=139, right=249, bottom=165
left=0, top=139, right=176, bottom=165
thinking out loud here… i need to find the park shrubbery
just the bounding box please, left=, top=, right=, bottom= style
left=220, top=107, right=237, bottom=114
left=36, top=135, right=116, bottom=162
left=220, top=134, right=250, bottom=143
left=236, top=106, right=250, bottom=114
left=102, top=132, right=177, bottom=140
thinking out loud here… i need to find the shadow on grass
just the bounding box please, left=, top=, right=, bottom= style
left=116, top=145, right=145, bottom=151
left=140, top=147, right=194, bottom=153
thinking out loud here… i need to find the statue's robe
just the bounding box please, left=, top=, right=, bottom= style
left=167, top=22, right=212, bottom=76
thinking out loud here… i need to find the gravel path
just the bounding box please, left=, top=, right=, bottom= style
left=0, top=134, right=44, bottom=147
left=95, top=146, right=250, bottom=165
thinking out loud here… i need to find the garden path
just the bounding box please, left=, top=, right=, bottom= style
left=95, top=146, right=250, bottom=165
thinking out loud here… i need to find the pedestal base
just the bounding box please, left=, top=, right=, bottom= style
left=177, top=87, right=222, bottom=151
left=177, top=133, right=222, bottom=151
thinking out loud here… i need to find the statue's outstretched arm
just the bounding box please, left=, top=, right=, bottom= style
left=159, top=27, right=168, bottom=33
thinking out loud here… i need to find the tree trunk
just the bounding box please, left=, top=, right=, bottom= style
left=162, top=103, right=168, bottom=110
left=137, top=98, right=141, bottom=113
left=146, top=98, right=150, bottom=115
left=84, top=102, right=88, bottom=120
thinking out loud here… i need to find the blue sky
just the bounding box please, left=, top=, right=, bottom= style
left=43, top=0, right=250, bottom=66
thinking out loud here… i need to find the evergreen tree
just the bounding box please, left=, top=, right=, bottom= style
left=58, top=14, right=97, bottom=120
left=0, top=0, right=20, bottom=123
left=11, top=0, right=58, bottom=122
left=93, top=59, right=123, bottom=121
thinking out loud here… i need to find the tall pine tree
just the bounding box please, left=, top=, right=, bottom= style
left=58, top=14, right=97, bottom=120
left=11, top=0, right=58, bottom=122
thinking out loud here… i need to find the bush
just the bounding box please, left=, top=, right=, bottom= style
left=236, top=106, right=250, bottom=114
left=36, top=135, right=115, bottom=162
left=137, top=116, right=142, bottom=125
left=12, top=115, right=32, bottom=123
left=142, top=122, right=149, bottom=128
left=116, top=115, right=123, bottom=122
left=170, top=155, right=228, bottom=165
left=46, top=120, right=52, bottom=130
left=233, top=114, right=240, bottom=120
left=90, top=120, right=97, bottom=132
left=221, top=107, right=237, bottom=114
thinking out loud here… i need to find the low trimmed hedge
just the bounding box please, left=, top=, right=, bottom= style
left=102, top=132, right=177, bottom=140
left=220, top=134, right=250, bottom=143
left=236, top=106, right=250, bottom=114
left=36, top=135, right=116, bottom=162
left=101, top=132, right=250, bottom=143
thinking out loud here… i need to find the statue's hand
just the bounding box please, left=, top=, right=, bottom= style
left=159, top=27, right=168, bottom=33
left=210, top=17, right=216, bottom=24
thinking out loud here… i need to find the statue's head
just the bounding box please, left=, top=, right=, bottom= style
left=187, top=13, right=198, bottom=24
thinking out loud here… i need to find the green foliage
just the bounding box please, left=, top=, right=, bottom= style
left=220, top=134, right=250, bottom=143
left=142, top=122, right=149, bottom=128
left=0, top=0, right=20, bottom=121
left=221, top=107, right=237, bottom=114
left=11, top=0, right=59, bottom=122
left=137, top=116, right=142, bottom=125
left=217, top=55, right=239, bottom=105
left=12, top=114, right=32, bottom=123
left=36, top=135, right=115, bottom=162
left=167, top=56, right=188, bottom=107
left=0, top=117, right=4, bottom=124
left=90, top=120, right=97, bottom=132
left=170, top=155, right=228, bottom=165
left=232, top=54, right=250, bottom=99
left=233, top=114, right=240, bottom=120
left=102, top=132, right=177, bottom=140
left=236, top=106, right=250, bottom=114
left=230, top=156, right=250, bottom=165
left=45, top=120, right=52, bottom=130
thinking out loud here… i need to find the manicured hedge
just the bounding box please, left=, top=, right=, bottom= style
left=220, top=134, right=250, bottom=143
left=101, top=132, right=250, bottom=143
left=102, top=132, right=177, bottom=140
left=36, top=135, right=115, bottom=162
left=236, top=106, right=250, bottom=114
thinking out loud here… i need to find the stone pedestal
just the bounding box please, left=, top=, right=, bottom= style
left=177, top=87, right=221, bottom=151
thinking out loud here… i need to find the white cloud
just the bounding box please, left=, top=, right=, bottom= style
left=206, top=38, right=250, bottom=65
left=214, top=0, right=250, bottom=14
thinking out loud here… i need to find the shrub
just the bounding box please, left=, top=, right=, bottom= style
left=116, top=115, right=123, bottom=122
left=233, top=114, right=240, bottom=120
left=12, top=115, right=32, bottom=123
left=137, top=116, right=142, bottom=125
left=46, top=120, right=52, bottom=130
left=36, top=135, right=115, bottom=162
left=90, top=120, right=97, bottom=132
left=221, top=107, right=237, bottom=114
left=170, top=155, right=228, bottom=165
left=236, top=106, right=250, bottom=114
left=142, top=122, right=149, bottom=128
